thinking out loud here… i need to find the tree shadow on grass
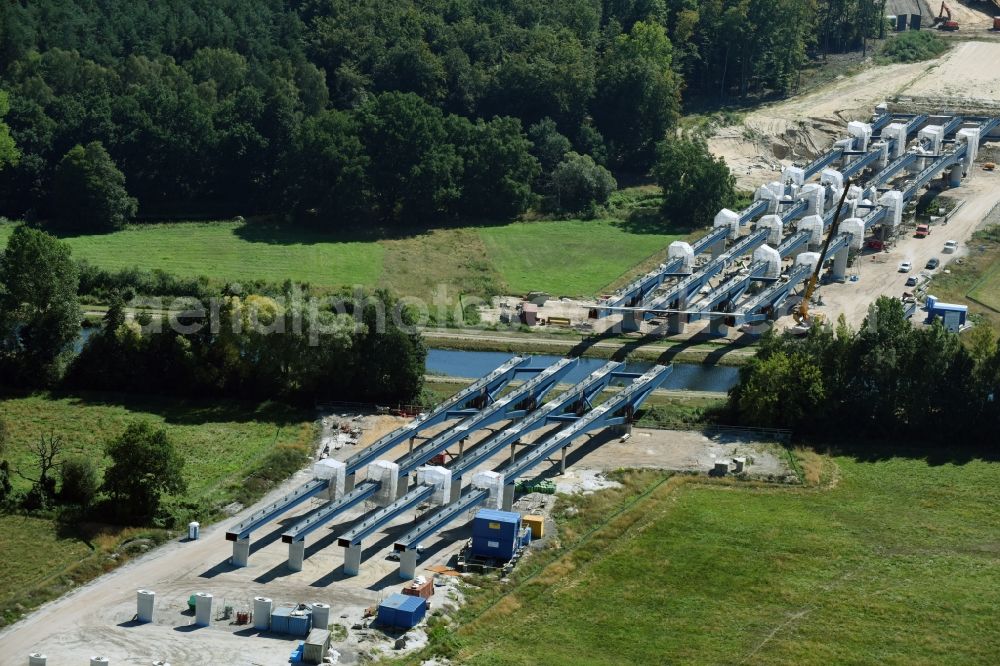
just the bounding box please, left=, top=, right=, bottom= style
left=614, top=208, right=704, bottom=236
left=231, top=215, right=518, bottom=247
left=3, top=388, right=311, bottom=427
left=813, top=439, right=1000, bottom=466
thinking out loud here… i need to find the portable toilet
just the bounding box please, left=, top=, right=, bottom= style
left=378, top=593, right=426, bottom=629
left=471, top=509, right=521, bottom=561
left=288, top=609, right=313, bottom=637
left=270, top=605, right=294, bottom=634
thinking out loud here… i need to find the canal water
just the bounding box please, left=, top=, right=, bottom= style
left=426, top=349, right=739, bottom=392
left=74, top=328, right=738, bottom=392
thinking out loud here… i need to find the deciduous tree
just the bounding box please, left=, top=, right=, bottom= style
left=51, top=141, right=137, bottom=231
left=0, top=225, right=81, bottom=385
left=654, top=135, right=736, bottom=229
left=103, top=422, right=186, bottom=521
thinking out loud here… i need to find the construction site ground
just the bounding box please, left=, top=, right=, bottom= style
left=710, top=41, right=1000, bottom=190
left=485, top=40, right=1000, bottom=337
left=0, top=412, right=788, bottom=665
left=807, top=166, right=1000, bottom=329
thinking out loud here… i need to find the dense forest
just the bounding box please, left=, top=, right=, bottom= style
left=729, top=297, right=1000, bottom=446
left=0, top=0, right=886, bottom=228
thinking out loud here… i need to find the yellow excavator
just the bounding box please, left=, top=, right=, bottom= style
left=793, top=177, right=853, bottom=329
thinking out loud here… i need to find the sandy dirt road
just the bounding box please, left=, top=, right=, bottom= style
left=901, top=41, right=1000, bottom=103
left=709, top=60, right=933, bottom=189
left=709, top=40, right=1000, bottom=190
left=810, top=167, right=1000, bottom=328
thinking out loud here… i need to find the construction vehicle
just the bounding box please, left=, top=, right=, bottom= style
left=934, top=2, right=960, bottom=30
left=792, top=179, right=852, bottom=330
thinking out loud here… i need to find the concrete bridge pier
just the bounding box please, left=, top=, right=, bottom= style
left=399, top=550, right=418, bottom=580
left=502, top=484, right=515, bottom=512
left=231, top=537, right=250, bottom=568
left=288, top=541, right=305, bottom=572
left=948, top=164, right=963, bottom=188
left=832, top=247, right=849, bottom=282
left=708, top=316, right=729, bottom=338
left=621, top=310, right=642, bottom=333
left=343, top=543, right=362, bottom=577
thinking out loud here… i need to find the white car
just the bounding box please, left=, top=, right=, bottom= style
left=943, top=240, right=958, bottom=253
left=898, top=261, right=912, bottom=273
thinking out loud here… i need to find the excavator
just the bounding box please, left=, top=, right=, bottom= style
left=934, top=1, right=960, bottom=30
left=792, top=178, right=853, bottom=331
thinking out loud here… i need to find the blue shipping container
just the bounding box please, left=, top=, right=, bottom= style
left=378, top=593, right=426, bottom=629
left=471, top=509, right=521, bottom=560
left=270, top=606, right=292, bottom=634
left=288, top=611, right=312, bottom=637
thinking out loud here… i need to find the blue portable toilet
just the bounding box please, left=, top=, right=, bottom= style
left=288, top=610, right=312, bottom=637
left=520, top=526, right=532, bottom=547
left=270, top=605, right=292, bottom=634
left=378, top=593, right=426, bottom=629
left=471, top=509, right=521, bottom=560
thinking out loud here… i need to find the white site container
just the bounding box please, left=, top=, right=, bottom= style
left=194, top=592, right=213, bottom=627
left=137, top=589, right=155, bottom=623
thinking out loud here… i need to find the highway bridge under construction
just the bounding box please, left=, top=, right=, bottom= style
left=589, top=110, right=1000, bottom=335
left=225, top=355, right=671, bottom=579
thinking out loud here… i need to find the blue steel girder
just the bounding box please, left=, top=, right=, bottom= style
left=643, top=228, right=770, bottom=313
left=691, top=226, right=731, bottom=254
left=739, top=199, right=769, bottom=225
left=688, top=261, right=771, bottom=320
left=606, top=257, right=684, bottom=310
left=736, top=232, right=851, bottom=323
left=940, top=116, right=964, bottom=137
left=226, top=478, right=328, bottom=541
left=281, top=482, right=380, bottom=543
left=870, top=151, right=918, bottom=189
left=391, top=365, right=670, bottom=554
left=803, top=147, right=844, bottom=179
left=871, top=113, right=895, bottom=133
left=903, top=144, right=967, bottom=201
left=735, top=263, right=814, bottom=324
left=337, top=484, right=435, bottom=547
left=862, top=206, right=888, bottom=229
left=905, top=114, right=929, bottom=138
left=601, top=225, right=732, bottom=314
left=503, top=365, right=673, bottom=482
left=450, top=361, right=623, bottom=480
left=840, top=148, right=881, bottom=179
left=393, top=488, right=490, bottom=552
left=778, top=230, right=812, bottom=257
left=779, top=199, right=809, bottom=222
left=395, top=358, right=578, bottom=475
left=979, top=117, right=1000, bottom=139
left=342, top=356, right=529, bottom=475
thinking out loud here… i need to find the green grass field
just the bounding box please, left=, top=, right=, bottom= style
left=968, top=259, right=1000, bottom=312
left=0, top=392, right=313, bottom=500
left=0, top=392, right=314, bottom=626
left=0, top=221, right=385, bottom=289
left=410, top=453, right=1000, bottom=665
left=932, top=227, right=1000, bottom=331
left=479, top=219, right=681, bottom=297
left=0, top=217, right=679, bottom=299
